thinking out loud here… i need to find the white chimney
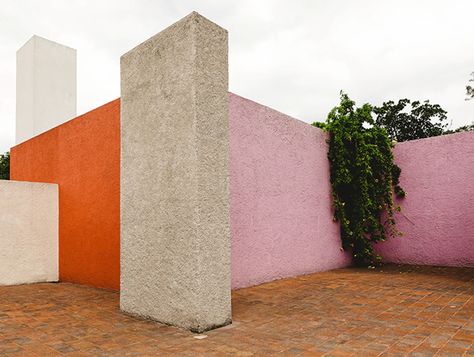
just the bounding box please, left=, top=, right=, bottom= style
left=16, top=35, right=76, bottom=144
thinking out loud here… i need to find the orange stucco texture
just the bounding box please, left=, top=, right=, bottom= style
left=11, top=99, right=121, bottom=290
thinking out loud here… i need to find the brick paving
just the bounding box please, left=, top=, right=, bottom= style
left=0, top=265, right=472, bottom=356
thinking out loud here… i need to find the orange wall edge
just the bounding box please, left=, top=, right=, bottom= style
left=11, top=99, right=121, bottom=290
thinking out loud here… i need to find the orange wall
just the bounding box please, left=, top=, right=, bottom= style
left=11, top=99, right=120, bottom=290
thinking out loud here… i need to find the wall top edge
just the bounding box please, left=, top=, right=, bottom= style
left=11, top=98, right=120, bottom=152
left=395, top=129, right=474, bottom=147
left=0, top=180, right=58, bottom=188
left=120, top=11, right=227, bottom=61
left=229, top=92, right=326, bottom=135
left=17, top=35, right=77, bottom=54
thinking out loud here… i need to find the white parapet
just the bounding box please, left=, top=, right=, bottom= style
left=16, top=35, right=76, bottom=144
left=0, top=180, right=58, bottom=285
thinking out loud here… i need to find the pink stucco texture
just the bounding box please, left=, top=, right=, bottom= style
left=229, top=93, right=351, bottom=289
left=376, top=131, right=474, bottom=267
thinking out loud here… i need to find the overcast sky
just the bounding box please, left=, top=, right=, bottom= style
left=1, top=0, right=473, bottom=153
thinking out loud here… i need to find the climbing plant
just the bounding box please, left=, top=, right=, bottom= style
left=313, top=93, right=405, bottom=266
left=0, top=152, right=9, bottom=180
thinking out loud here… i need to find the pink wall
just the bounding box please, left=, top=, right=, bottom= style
left=229, top=94, right=473, bottom=288
left=376, top=131, right=474, bottom=267
left=229, top=93, right=351, bottom=289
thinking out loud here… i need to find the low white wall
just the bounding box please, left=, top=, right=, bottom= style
left=0, top=180, right=58, bottom=285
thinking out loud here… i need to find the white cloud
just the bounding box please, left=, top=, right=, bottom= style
left=0, top=0, right=473, bottom=153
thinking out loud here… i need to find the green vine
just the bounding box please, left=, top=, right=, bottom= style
left=314, top=93, right=405, bottom=266
left=0, top=152, right=9, bottom=180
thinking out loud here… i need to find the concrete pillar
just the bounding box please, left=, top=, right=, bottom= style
left=120, top=12, right=231, bottom=332
left=16, top=36, right=76, bottom=144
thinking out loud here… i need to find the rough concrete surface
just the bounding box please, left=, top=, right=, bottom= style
left=16, top=36, right=76, bottom=144
left=120, top=12, right=231, bottom=332
left=0, top=180, right=58, bottom=285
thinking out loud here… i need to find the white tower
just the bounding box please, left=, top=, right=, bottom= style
left=16, top=35, right=76, bottom=144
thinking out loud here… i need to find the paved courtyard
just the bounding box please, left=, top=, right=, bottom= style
left=0, top=265, right=472, bottom=356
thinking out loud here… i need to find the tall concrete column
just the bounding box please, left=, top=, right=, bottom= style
left=120, top=12, right=231, bottom=332
left=16, top=36, right=76, bottom=144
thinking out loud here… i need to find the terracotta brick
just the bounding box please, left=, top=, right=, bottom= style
left=0, top=265, right=472, bottom=355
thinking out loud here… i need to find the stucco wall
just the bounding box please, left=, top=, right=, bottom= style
left=11, top=99, right=120, bottom=290
left=229, top=94, right=351, bottom=289
left=0, top=180, right=58, bottom=285
left=375, top=131, right=474, bottom=267
left=10, top=80, right=472, bottom=295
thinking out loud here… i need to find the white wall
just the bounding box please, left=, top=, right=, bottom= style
left=0, top=180, right=58, bottom=285
left=16, top=35, right=76, bottom=144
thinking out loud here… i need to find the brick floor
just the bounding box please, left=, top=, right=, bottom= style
left=0, top=265, right=472, bottom=356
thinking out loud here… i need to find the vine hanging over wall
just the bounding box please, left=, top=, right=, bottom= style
left=313, top=93, right=405, bottom=266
